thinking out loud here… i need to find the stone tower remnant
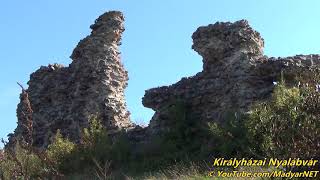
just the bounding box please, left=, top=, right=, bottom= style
left=9, top=11, right=133, bottom=148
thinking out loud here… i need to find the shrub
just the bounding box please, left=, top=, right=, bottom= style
left=59, top=116, right=114, bottom=176
left=0, top=142, right=44, bottom=179
left=126, top=100, right=215, bottom=174
left=206, top=112, right=252, bottom=158
left=46, top=130, right=75, bottom=172
left=246, top=82, right=320, bottom=160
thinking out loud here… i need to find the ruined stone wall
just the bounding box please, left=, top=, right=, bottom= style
left=10, top=11, right=134, bottom=148
left=142, top=20, right=320, bottom=135
left=9, top=11, right=320, bottom=147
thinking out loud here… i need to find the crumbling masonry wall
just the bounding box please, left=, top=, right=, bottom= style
left=142, top=20, right=320, bottom=135
left=9, top=11, right=320, bottom=147
left=10, top=11, right=134, bottom=148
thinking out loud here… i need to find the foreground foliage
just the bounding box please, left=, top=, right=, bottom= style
left=247, top=83, right=320, bottom=160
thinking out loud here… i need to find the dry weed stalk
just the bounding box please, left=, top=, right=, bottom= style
left=92, top=158, right=112, bottom=180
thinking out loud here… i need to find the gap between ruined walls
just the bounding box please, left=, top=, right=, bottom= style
left=8, top=11, right=320, bottom=148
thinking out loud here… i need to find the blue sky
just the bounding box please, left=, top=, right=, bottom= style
left=1, top=0, right=320, bottom=145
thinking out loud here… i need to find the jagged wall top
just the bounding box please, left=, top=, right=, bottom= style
left=90, top=11, right=124, bottom=35
left=192, top=20, right=264, bottom=71
left=71, top=11, right=125, bottom=61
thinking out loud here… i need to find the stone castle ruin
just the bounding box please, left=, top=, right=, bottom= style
left=8, top=11, right=320, bottom=147
left=9, top=11, right=133, bottom=147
